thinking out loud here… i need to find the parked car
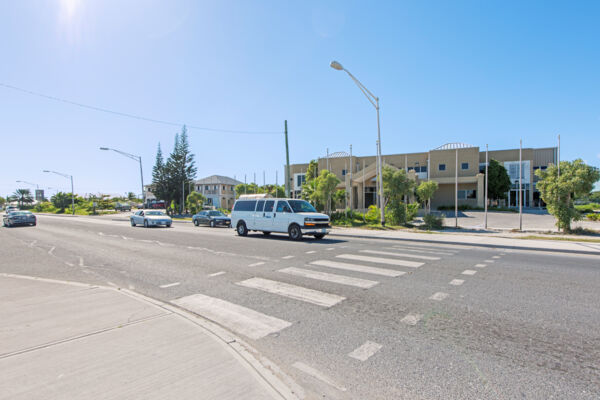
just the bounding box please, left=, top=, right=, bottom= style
left=193, top=210, right=231, bottom=227
left=231, top=198, right=330, bottom=240
left=3, top=210, right=36, bottom=227
left=115, top=202, right=132, bottom=212
left=4, top=205, right=18, bottom=214
left=130, top=210, right=172, bottom=228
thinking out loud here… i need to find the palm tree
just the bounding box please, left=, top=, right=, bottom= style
left=13, top=188, right=33, bottom=208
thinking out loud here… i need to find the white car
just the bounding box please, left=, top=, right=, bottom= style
left=231, top=198, right=330, bottom=240
left=130, top=210, right=172, bottom=228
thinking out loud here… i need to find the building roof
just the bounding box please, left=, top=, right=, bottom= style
left=195, top=175, right=243, bottom=186
left=432, top=142, right=477, bottom=150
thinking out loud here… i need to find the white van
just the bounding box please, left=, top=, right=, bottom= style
left=231, top=198, right=330, bottom=240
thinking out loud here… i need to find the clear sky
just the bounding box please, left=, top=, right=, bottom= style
left=1, top=0, right=599, bottom=197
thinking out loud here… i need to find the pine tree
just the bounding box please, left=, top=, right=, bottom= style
left=165, top=126, right=197, bottom=213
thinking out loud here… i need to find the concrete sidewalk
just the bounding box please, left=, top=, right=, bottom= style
left=0, top=274, right=294, bottom=400
left=330, top=227, right=600, bottom=255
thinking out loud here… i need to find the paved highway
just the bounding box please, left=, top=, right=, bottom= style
left=1, top=215, right=599, bottom=399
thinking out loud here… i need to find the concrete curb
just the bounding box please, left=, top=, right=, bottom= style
left=0, top=273, right=302, bottom=400
left=327, top=231, right=600, bottom=256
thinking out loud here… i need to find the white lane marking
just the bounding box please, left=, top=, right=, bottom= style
left=311, top=260, right=405, bottom=277
left=248, top=262, right=265, bottom=267
left=492, top=255, right=500, bottom=259
left=172, top=294, right=291, bottom=340
left=360, top=249, right=440, bottom=260
left=475, top=263, right=487, bottom=268
left=392, top=244, right=459, bottom=253
left=292, top=362, right=347, bottom=392
left=337, top=254, right=423, bottom=268
left=282, top=255, right=295, bottom=259
left=389, top=247, right=454, bottom=256
left=78, top=257, right=84, bottom=267
left=326, top=247, right=335, bottom=250
left=306, top=250, right=316, bottom=254
left=449, top=279, right=465, bottom=286
left=236, top=278, right=345, bottom=308
left=484, top=259, right=495, bottom=263
left=48, top=246, right=56, bottom=255
left=348, top=341, right=383, bottom=362
left=279, top=267, right=378, bottom=289
left=462, top=269, right=477, bottom=275
left=208, top=271, right=226, bottom=277
left=121, top=235, right=130, bottom=240
left=500, top=253, right=506, bottom=256
left=400, top=314, right=422, bottom=326
left=65, top=262, right=74, bottom=267
left=429, top=292, right=449, bottom=301
left=159, top=282, right=181, bottom=288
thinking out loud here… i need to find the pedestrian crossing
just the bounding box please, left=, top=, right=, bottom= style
left=171, top=242, right=460, bottom=341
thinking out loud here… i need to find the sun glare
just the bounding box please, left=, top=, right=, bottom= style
left=60, top=0, right=81, bottom=20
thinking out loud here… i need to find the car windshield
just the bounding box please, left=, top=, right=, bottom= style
left=11, top=211, right=32, bottom=216
left=145, top=211, right=165, bottom=216
left=288, top=200, right=317, bottom=213
left=208, top=211, right=225, bottom=216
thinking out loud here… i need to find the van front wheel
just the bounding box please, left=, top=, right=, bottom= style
left=288, top=224, right=303, bottom=241
left=237, top=222, right=248, bottom=236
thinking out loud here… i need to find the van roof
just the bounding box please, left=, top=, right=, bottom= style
left=235, top=197, right=303, bottom=201
left=237, top=194, right=273, bottom=199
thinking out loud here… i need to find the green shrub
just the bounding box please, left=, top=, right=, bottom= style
left=365, top=205, right=381, bottom=224
left=586, top=213, right=600, bottom=221
left=576, top=203, right=600, bottom=214
left=423, top=213, right=444, bottom=230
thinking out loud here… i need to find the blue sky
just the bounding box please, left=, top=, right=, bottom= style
left=1, top=0, right=599, bottom=197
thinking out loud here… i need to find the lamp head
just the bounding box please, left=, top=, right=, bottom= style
left=43, top=170, right=50, bottom=173
left=330, top=61, right=343, bottom=71
left=99, top=147, right=109, bottom=150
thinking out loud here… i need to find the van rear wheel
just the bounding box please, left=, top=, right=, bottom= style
left=314, top=234, right=325, bottom=240
left=237, top=221, right=248, bottom=236
left=288, top=224, right=302, bottom=241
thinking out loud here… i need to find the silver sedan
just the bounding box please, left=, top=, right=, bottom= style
left=130, top=210, right=172, bottom=228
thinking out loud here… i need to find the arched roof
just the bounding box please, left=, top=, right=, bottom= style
left=432, top=142, right=476, bottom=150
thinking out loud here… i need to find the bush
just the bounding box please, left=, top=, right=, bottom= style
left=576, top=203, right=600, bottom=214
left=365, top=205, right=381, bottom=224
left=33, top=202, right=57, bottom=213
left=423, top=213, right=444, bottom=230
left=586, top=213, right=600, bottom=221
left=330, top=209, right=366, bottom=226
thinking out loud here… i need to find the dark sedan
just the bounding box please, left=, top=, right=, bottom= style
left=192, top=210, right=231, bottom=228
left=3, top=211, right=36, bottom=227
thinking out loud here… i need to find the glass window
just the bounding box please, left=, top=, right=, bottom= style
left=208, top=211, right=224, bottom=216
left=264, top=200, right=275, bottom=212
left=233, top=200, right=257, bottom=212
left=342, top=169, right=347, bottom=176
left=288, top=200, right=317, bottom=213
left=461, top=162, right=469, bottom=170
left=439, top=164, right=446, bottom=171
left=276, top=201, right=291, bottom=213
left=296, top=174, right=306, bottom=187
left=256, top=200, right=265, bottom=212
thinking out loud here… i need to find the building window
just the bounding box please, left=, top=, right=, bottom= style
left=341, top=169, right=347, bottom=176
left=205, top=185, right=209, bottom=190
left=458, top=190, right=477, bottom=199
left=461, top=162, right=469, bottom=170
left=439, top=164, right=446, bottom=171
left=415, top=166, right=427, bottom=173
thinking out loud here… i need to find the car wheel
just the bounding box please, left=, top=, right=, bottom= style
left=236, top=221, right=248, bottom=236
left=210, top=220, right=215, bottom=228
left=313, top=234, right=325, bottom=240
left=262, top=231, right=271, bottom=236
left=166, top=223, right=171, bottom=228
left=193, top=219, right=199, bottom=226
left=32, top=222, right=37, bottom=226
left=288, top=224, right=303, bottom=241
left=131, top=219, right=136, bottom=227
left=144, top=219, right=149, bottom=228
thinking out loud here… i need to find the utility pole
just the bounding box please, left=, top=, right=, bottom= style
left=557, top=134, right=561, bottom=178
left=284, top=120, right=290, bottom=198
left=349, top=144, right=353, bottom=210
left=485, top=144, right=488, bottom=229
left=263, top=170, right=265, bottom=187
left=244, top=174, right=247, bottom=195
left=326, top=148, right=330, bottom=171
left=455, top=149, right=458, bottom=228
left=519, top=139, right=523, bottom=231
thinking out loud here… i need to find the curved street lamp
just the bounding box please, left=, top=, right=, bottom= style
left=330, top=60, right=385, bottom=226
left=43, top=170, right=74, bottom=215
left=99, top=147, right=145, bottom=205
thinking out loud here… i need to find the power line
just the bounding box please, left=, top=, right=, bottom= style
left=0, top=82, right=283, bottom=135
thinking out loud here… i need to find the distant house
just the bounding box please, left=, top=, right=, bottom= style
left=194, top=175, right=242, bottom=209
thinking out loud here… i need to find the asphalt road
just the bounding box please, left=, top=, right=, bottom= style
left=1, top=215, right=599, bottom=399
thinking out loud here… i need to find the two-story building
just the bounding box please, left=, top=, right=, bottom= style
left=194, top=175, right=242, bottom=210
left=289, top=143, right=557, bottom=210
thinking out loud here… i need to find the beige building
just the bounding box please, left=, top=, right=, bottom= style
left=194, top=175, right=242, bottom=209
left=289, top=143, right=557, bottom=210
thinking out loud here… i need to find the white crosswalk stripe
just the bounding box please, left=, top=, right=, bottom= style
left=392, top=244, right=460, bottom=252
left=236, top=277, right=345, bottom=308
left=310, top=260, right=405, bottom=277
left=449, top=279, right=464, bottom=286
left=400, top=314, right=422, bottom=325
left=337, top=254, right=423, bottom=268
left=388, top=246, right=455, bottom=256
left=429, top=292, right=449, bottom=301
left=348, top=341, right=383, bottom=361
left=360, top=249, right=440, bottom=260
left=462, top=269, right=477, bottom=275
left=279, top=267, right=378, bottom=288
left=171, top=293, right=291, bottom=340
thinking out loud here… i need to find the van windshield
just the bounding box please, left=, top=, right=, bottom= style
left=288, top=200, right=317, bottom=213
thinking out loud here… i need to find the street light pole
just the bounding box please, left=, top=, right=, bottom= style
left=330, top=60, right=385, bottom=226
left=99, top=147, right=145, bottom=205
left=484, top=144, right=488, bottom=229
left=43, top=170, right=74, bottom=215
